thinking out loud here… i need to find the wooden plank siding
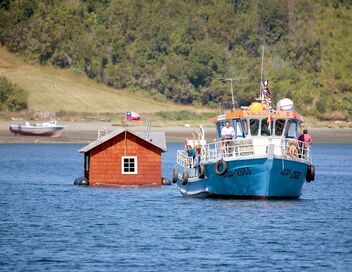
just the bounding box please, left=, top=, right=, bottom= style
left=88, top=132, right=162, bottom=186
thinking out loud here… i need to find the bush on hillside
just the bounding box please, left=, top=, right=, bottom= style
left=321, top=111, right=349, bottom=121
left=0, top=76, right=28, bottom=111
left=156, top=111, right=217, bottom=121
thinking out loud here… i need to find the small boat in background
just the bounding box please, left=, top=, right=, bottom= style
left=9, top=120, right=65, bottom=137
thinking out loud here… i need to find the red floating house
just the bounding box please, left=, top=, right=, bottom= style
left=79, top=129, right=166, bottom=186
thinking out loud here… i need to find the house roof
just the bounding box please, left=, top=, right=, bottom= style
left=79, top=129, right=167, bottom=153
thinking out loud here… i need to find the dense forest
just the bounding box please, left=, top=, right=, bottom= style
left=0, top=0, right=351, bottom=119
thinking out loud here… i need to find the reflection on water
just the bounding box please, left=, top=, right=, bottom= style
left=0, top=143, right=351, bottom=271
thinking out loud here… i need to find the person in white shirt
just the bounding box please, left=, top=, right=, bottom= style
left=221, top=121, right=235, bottom=155
left=221, top=121, right=235, bottom=139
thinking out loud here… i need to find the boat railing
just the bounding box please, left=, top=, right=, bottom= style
left=176, top=138, right=311, bottom=170
left=176, top=150, right=202, bottom=179
left=278, top=138, right=311, bottom=162
left=201, top=139, right=261, bottom=163
left=176, top=150, right=195, bottom=168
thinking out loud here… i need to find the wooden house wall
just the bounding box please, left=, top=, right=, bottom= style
left=88, top=133, right=162, bottom=186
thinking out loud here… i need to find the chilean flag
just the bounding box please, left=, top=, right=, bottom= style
left=125, top=112, right=140, bottom=121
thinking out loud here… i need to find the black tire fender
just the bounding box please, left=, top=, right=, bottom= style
left=306, top=164, right=315, bottom=182
left=172, top=168, right=178, bottom=183
left=215, top=159, right=227, bottom=175
left=197, top=164, right=205, bottom=179
left=182, top=169, right=189, bottom=185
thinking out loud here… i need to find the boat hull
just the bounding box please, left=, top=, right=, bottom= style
left=176, top=157, right=309, bottom=199
left=9, top=125, right=64, bottom=137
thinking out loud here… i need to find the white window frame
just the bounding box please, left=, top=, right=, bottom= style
left=286, top=121, right=298, bottom=138
left=121, top=156, right=138, bottom=174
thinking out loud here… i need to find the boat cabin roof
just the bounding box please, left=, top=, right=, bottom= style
left=208, top=109, right=303, bottom=122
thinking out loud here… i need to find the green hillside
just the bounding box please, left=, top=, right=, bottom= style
left=0, top=47, right=204, bottom=114
left=0, top=47, right=218, bottom=126
left=0, top=0, right=351, bottom=121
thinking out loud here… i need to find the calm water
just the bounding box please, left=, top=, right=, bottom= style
left=0, top=143, right=351, bottom=271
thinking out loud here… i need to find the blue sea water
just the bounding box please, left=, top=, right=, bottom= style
left=0, top=143, right=351, bottom=271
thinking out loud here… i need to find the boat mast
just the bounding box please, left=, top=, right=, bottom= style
left=230, top=79, right=235, bottom=108
left=259, top=45, right=265, bottom=100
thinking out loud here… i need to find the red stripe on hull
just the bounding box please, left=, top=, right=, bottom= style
left=9, top=128, right=64, bottom=137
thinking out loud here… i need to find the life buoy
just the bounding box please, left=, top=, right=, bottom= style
left=182, top=169, right=189, bottom=185
left=306, top=164, right=315, bottom=182
left=215, top=159, right=227, bottom=175
left=172, top=168, right=178, bottom=183
left=197, top=164, right=205, bottom=179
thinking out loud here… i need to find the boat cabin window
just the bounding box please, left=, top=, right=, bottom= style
left=286, top=120, right=298, bottom=138
left=242, top=119, right=249, bottom=136
left=274, top=119, right=286, bottom=136
left=216, top=121, right=222, bottom=137
left=249, top=119, right=259, bottom=136
left=216, top=119, right=244, bottom=139
left=216, top=120, right=233, bottom=138
left=260, top=119, right=271, bottom=136
left=248, top=119, right=273, bottom=137
left=234, top=119, right=244, bottom=138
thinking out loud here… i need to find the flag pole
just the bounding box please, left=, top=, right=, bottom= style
left=124, top=113, right=127, bottom=156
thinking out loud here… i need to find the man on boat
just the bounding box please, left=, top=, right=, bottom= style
left=221, top=121, right=235, bottom=155
left=298, top=129, right=312, bottom=158
left=262, top=80, right=271, bottom=110
left=185, top=144, right=196, bottom=167
left=263, top=80, right=271, bottom=99
left=194, top=147, right=201, bottom=168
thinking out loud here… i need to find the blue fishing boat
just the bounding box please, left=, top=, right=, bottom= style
left=172, top=83, right=315, bottom=199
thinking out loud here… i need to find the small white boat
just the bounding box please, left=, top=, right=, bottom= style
left=9, top=120, right=65, bottom=137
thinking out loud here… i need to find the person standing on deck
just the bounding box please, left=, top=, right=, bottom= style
left=298, top=129, right=312, bottom=158
left=221, top=121, right=235, bottom=141
left=221, top=121, right=235, bottom=155
left=194, top=147, right=201, bottom=168
left=262, top=80, right=272, bottom=110
left=185, top=144, right=196, bottom=167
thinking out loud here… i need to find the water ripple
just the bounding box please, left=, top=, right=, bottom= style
left=0, top=143, right=351, bottom=271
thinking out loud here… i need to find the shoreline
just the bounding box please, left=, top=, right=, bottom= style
left=0, top=121, right=351, bottom=144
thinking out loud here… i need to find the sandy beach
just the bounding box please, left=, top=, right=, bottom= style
left=0, top=121, right=351, bottom=144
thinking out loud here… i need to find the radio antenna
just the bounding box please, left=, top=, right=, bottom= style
left=218, top=77, right=246, bottom=111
